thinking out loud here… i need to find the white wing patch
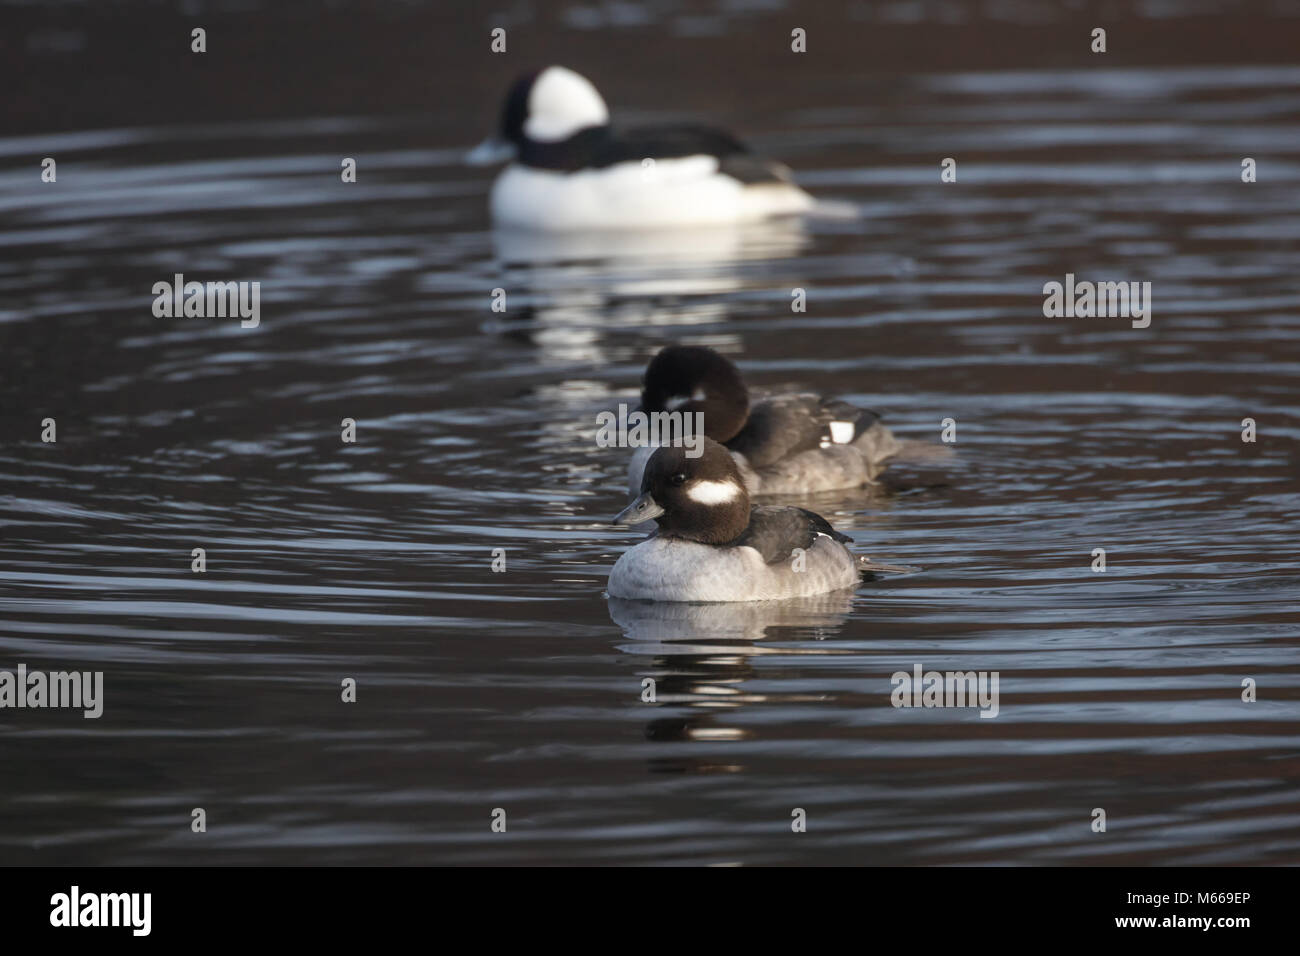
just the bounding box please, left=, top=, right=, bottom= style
left=829, top=420, right=856, bottom=444
left=687, top=479, right=742, bottom=505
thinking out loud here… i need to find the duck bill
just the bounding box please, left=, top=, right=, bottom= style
left=612, top=492, right=665, bottom=526
left=465, top=137, right=515, bottom=166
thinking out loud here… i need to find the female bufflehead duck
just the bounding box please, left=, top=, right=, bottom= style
left=609, top=439, right=910, bottom=602
left=467, top=66, right=815, bottom=229
left=628, top=345, right=906, bottom=498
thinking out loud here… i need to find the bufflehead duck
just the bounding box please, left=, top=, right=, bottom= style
left=628, top=345, right=906, bottom=498
left=609, top=439, right=910, bottom=602
left=467, top=66, right=815, bottom=229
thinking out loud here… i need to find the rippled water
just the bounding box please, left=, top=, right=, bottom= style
left=2, top=7, right=1299, bottom=864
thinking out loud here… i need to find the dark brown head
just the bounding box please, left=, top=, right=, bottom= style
left=612, top=438, right=750, bottom=544
left=639, top=345, right=750, bottom=444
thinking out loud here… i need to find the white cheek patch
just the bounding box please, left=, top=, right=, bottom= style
left=686, top=479, right=742, bottom=505
left=829, top=420, right=856, bottom=444
left=524, top=114, right=586, bottom=142
left=523, top=68, right=610, bottom=142
left=664, top=388, right=706, bottom=411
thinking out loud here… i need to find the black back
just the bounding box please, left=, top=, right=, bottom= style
left=517, top=123, right=789, bottom=183
left=730, top=506, right=853, bottom=565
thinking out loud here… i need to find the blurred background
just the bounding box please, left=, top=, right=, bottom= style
left=0, top=0, right=1297, bottom=865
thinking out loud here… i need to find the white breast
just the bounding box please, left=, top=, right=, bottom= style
left=491, top=159, right=812, bottom=230
left=608, top=535, right=859, bottom=602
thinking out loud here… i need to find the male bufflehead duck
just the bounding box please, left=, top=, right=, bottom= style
left=609, top=439, right=910, bottom=602
left=467, top=66, right=815, bottom=229
left=628, top=345, right=906, bottom=498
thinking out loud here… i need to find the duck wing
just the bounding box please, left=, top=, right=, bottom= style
left=727, top=393, right=881, bottom=468
left=732, top=505, right=852, bottom=565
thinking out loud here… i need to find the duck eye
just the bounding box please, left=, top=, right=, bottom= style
left=669, top=473, right=687, bottom=486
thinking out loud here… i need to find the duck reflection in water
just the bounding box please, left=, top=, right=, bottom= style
left=608, top=592, right=854, bottom=772
left=486, top=219, right=810, bottom=365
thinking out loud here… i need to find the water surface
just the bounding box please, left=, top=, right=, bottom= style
left=1, top=1, right=1298, bottom=865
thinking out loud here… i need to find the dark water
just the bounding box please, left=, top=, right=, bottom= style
left=2, top=1, right=1299, bottom=865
